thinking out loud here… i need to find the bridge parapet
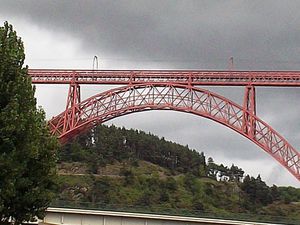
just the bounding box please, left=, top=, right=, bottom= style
left=42, top=208, right=281, bottom=225
left=29, top=69, right=300, bottom=86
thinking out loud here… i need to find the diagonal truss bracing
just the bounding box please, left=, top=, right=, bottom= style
left=29, top=69, right=300, bottom=86
left=48, top=83, right=300, bottom=181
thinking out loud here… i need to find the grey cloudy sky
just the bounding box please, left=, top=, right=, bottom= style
left=1, top=0, right=300, bottom=187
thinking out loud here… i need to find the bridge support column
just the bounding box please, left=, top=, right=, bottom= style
left=63, top=76, right=81, bottom=133
left=243, top=85, right=256, bottom=138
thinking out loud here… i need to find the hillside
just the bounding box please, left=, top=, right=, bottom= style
left=55, top=124, right=300, bottom=224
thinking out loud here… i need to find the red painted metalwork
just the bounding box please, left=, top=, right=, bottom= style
left=243, top=86, right=256, bottom=137
left=63, top=76, right=81, bottom=133
left=29, top=69, right=300, bottom=86
left=28, top=68, right=300, bottom=181
left=48, top=83, right=300, bottom=181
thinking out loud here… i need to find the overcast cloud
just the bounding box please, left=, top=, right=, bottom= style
left=1, top=0, right=300, bottom=187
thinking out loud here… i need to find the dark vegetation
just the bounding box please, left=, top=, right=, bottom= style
left=0, top=22, right=58, bottom=224
left=1, top=21, right=297, bottom=224
left=56, top=124, right=300, bottom=223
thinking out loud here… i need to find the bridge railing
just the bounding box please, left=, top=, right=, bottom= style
left=29, top=69, right=300, bottom=86
left=50, top=200, right=300, bottom=225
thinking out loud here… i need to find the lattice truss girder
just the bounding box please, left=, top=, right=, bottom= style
left=29, top=69, right=300, bottom=86
left=48, top=83, right=300, bottom=181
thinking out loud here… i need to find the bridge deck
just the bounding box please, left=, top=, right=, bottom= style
left=29, top=69, right=300, bottom=86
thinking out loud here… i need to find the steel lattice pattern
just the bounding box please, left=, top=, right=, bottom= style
left=48, top=84, right=300, bottom=181
left=29, top=69, right=300, bottom=86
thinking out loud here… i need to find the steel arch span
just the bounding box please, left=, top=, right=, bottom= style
left=49, top=83, right=300, bottom=181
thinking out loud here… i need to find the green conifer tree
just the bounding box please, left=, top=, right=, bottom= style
left=0, top=22, right=58, bottom=224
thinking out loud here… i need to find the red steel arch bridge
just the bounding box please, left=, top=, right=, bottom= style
left=29, top=69, right=300, bottom=181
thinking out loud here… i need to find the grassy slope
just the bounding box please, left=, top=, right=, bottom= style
left=55, top=160, right=300, bottom=224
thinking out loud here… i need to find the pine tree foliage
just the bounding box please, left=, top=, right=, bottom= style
left=0, top=22, right=58, bottom=224
left=56, top=123, right=300, bottom=223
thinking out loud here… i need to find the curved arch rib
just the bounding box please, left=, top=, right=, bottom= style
left=49, top=84, right=300, bottom=181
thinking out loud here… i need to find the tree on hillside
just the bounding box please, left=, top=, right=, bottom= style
left=207, top=157, right=219, bottom=179
left=241, top=175, right=273, bottom=208
left=0, top=22, right=58, bottom=224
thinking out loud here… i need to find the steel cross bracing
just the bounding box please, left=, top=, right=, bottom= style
left=29, top=69, right=300, bottom=181
left=48, top=84, right=300, bottom=180
left=29, top=69, right=300, bottom=86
